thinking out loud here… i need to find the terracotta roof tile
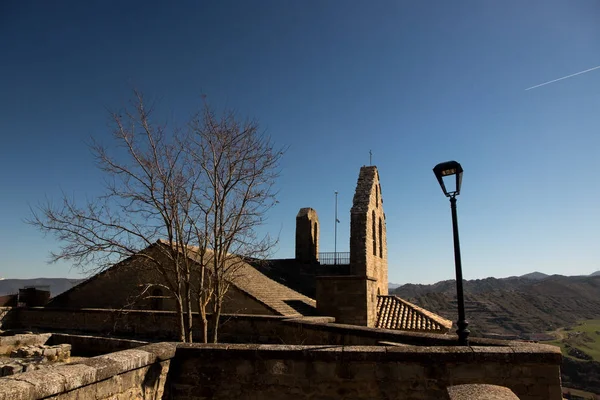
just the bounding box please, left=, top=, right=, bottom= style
left=376, top=295, right=452, bottom=333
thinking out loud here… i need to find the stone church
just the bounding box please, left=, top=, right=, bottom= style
left=49, top=166, right=451, bottom=334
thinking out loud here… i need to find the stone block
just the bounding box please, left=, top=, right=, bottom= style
left=394, top=362, right=428, bottom=381
left=235, top=359, right=254, bottom=376
left=309, top=361, right=337, bottom=381
left=13, top=368, right=67, bottom=398
left=119, top=367, right=146, bottom=392
left=0, top=378, right=35, bottom=400
left=93, top=374, right=123, bottom=399
left=447, top=363, right=487, bottom=383
left=531, top=365, right=561, bottom=384
left=347, top=361, right=376, bottom=381
left=447, top=383, right=519, bottom=399
left=265, top=359, right=290, bottom=375
left=43, top=347, right=57, bottom=358
left=483, top=363, right=512, bottom=380
left=52, top=364, right=98, bottom=391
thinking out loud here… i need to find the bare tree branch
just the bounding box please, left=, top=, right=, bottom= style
left=28, top=91, right=284, bottom=343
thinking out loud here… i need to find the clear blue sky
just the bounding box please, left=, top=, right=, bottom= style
left=1, top=1, right=599, bottom=284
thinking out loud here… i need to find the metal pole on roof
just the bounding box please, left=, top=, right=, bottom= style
left=334, top=191, right=338, bottom=265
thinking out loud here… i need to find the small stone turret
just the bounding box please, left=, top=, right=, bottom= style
left=295, top=208, right=319, bottom=263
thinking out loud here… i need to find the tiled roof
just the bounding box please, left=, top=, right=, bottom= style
left=376, top=295, right=452, bottom=332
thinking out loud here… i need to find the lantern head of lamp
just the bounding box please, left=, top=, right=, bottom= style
left=433, top=161, right=463, bottom=198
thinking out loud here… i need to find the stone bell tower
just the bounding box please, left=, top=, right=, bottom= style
left=316, top=165, right=388, bottom=327
left=350, top=166, right=388, bottom=295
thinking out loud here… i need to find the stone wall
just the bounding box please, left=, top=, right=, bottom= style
left=315, top=276, right=377, bottom=327
left=0, top=333, right=52, bottom=355
left=0, top=342, right=175, bottom=400
left=8, top=307, right=460, bottom=345
left=295, top=208, right=319, bottom=263
left=167, top=343, right=562, bottom=400
left=0, top=340, right=561, bottom=400
left=0, top=309, right=563, bottom=400
left=1, top=307, right=565, bottom=352
left=11, top=308, right=293, bottom=342
left=13, top=307, right=186, bottom=340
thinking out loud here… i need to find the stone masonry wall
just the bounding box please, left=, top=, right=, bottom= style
left=11, top=308, right=288, bottom=342
left=0, top=333, right=52, bottom=355
left=316, top=276, right=377, bottom=327
left=0, top=342, right=176, bottom=400
left=0, top=309, right=563, bottom=400
left=167, top=343, right=562, bottom=400
left=6, top=307, right=555, bottom=348
left=0, top=340, right=562, bottom=400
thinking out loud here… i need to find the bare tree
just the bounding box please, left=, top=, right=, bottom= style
left=28, top=91, right=283, bottom=343
left=189, top=104, right=283, bottom=342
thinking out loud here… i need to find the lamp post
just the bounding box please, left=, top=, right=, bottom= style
left=433, top=160, right=470, bottom=346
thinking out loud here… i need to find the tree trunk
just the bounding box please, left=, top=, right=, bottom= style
left=175, top=297, right=186, bottom=342
left=185, top=279, right=193, bottom=343
left=199, top=299, right=208, bottom=344
left=211, top=301, right=221, bottom=343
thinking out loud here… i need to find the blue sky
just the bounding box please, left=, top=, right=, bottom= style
left=1, top=1, right=599, bottom=284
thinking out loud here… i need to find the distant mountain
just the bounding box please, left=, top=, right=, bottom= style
left=0, top=278, right=82, bottom=297
left=520, top=271, right=549, bottom=280
left=590, top=271, right=600, bottom=277
left=388, top=283, right=401, bottom=290
left=392, top=274, right=600, bottom=338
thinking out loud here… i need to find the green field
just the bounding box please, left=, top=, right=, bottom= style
left=543, top=319, right=600, bottom=362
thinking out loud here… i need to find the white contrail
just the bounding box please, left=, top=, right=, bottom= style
left=525, top=65, right=600, bottom=91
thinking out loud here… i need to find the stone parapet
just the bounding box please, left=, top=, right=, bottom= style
left=3, top=307, right=566, bottom=352
left=168, top=342, right=562, bottom=400
left=0, top=342, right=176, bottom=400
left=0, top=337, right=561, bottom=400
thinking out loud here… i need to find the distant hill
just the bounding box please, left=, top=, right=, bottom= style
left=0, top=278, right=82, bottom=297
left=388, top=283, right=401, bottom=290
left=520, top=271, right=549, bottom=280
left=590, top=271, right=600, bottom=277
left=393, top=274, right=600, bottom=338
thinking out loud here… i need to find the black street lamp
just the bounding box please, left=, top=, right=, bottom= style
left=433, top=160, right=470, bottom=346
